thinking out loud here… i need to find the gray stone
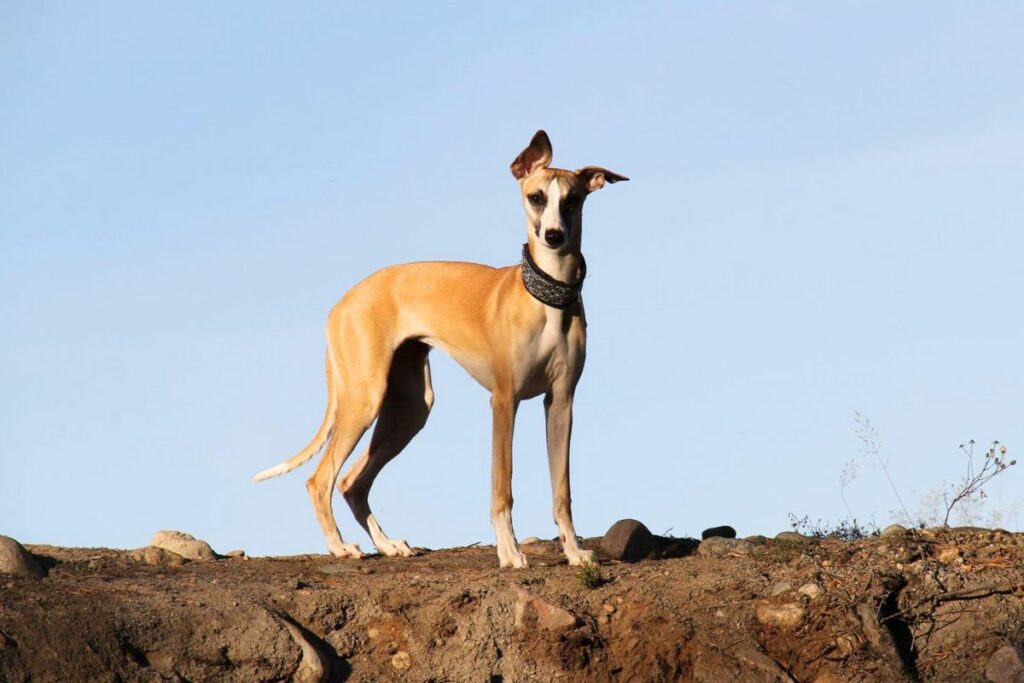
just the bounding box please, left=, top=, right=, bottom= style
left=698, top=537, right=753, bottom=558
left=0, top=535, right=43, bottom=579
left=601, top=519, right=656, bottom=561
left=150, top=530, right=217, bottom=561
left=770, top=581, right=793, bottom=596
left=701, top=525, right=737, bottom=540
left=880, top=524, right=908, bottom=538
left=986, top=644, right=1024, bottom=683
left=774, top=531, right=807, bottom=542
left=744, top=535, right=769, bottom=545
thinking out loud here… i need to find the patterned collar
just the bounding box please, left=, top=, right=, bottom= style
left=520, top=243, right=586, bottom=309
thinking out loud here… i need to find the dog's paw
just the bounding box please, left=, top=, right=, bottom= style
left=498, top=548, right=529, bottom=569
left=328, top=540, right=365, bottom=559
left=566, top=548, right=596, bottom=567
left=377, top=539, right=417, bottom=558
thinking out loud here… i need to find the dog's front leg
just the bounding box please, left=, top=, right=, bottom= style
left=490, top=391, right=527, bottom=568
left=545, top=391, right=596, bottom=566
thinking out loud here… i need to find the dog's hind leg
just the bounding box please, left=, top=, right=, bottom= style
left=339, top=340, right=433, bottom=557
left=305, top=320, right=390, bottom=559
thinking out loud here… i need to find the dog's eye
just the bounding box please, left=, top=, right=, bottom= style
left=527, top=192, right=545, bottom=206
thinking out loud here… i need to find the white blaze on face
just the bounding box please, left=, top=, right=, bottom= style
left=540, top=177, right=563, bottom=235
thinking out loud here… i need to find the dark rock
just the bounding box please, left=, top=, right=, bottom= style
left=654, top=535, right=700, bottom=559
left=701, top=525, right=737, bottom=540
left=0, top=535, right=43, bottom=579
left=601, top=519, right=656, bottom=561
left=986, top=644, right=1024, bottom=683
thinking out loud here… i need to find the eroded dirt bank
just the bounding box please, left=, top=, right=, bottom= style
left=2, top=529, right=1023, bottom=682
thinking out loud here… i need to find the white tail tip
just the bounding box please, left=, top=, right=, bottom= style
left=252, top=463, right=290, bottom=482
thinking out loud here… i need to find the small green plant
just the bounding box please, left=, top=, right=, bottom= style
left=575, top=561, right=607, bottom=589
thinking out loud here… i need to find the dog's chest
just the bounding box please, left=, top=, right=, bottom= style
left=515, top=307, right=584, bottom=397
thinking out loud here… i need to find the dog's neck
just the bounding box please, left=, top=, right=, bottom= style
left=525, top=239, right=584, bottom=285
left=521, top=242, right=586, bottom=309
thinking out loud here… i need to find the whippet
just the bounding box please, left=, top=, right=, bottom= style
left=254, top=130, right=627, bottom=568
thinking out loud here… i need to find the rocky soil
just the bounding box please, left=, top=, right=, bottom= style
left=2, top=527, right=1024, bottom=682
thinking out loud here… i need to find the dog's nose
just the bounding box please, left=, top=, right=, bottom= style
left=544, top=229, right=565, bottom=248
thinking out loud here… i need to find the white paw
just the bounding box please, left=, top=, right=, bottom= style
left=567, top=548, right=596, bottom=567
left=378, top=539, right=417, bottom=558
left=327, top=540, right=365, bottom=559
left=498, top=548, right=529, bottom=569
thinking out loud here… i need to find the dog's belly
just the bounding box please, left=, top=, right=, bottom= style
left=421, top=336, right=497, bottom=391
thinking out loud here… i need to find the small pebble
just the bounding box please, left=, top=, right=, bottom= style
left=798, top=582, right=824, bottom=599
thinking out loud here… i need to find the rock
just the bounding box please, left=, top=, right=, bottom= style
left=798, top=582, right=824, bottom=599
left=145, top=650, right=175, bottom=675
left=225, top=549, right=246, bottom=558
left=698, top=537, right=753, bottom=558
left=391, top=651, right=411, bottom=670
left=127, top=546, right=187, bottom=567
left=701, top=525, right=737, bottom=540
left=0, top=536, right=43, bottom=578
left=601, top=519, right=656, bottom=561
left=812, top=673, right=846, bottom=683
left=754, top=600, right=806, bottom=630
left=936, top=546, right=961, bottom=564
left=833, top=634, right=859, bottom=658
left=775, top=531, right=807, bottom=542
left=986, top=644, right=1024, bottom=683
left=732, top=646, right=796, bottom=682
left=513, top=585, right=578, bottom=632
left=520, top=536, right=541, bottom=545
left=744, top=535, right=769, bottom=545
left=149, top=530, right=216, bottom=561
left=880, top=524, right=908, bottom=538
left=770, top=582, right=793, bottom=596
left=281, top=619, right=329, bottom=683
left=856, top=602, right=885, bottom=650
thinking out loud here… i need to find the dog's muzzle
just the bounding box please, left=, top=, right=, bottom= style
left=544, top=228, right=565, bottom=248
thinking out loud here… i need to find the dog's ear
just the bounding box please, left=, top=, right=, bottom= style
left=576, top=166, right=629, bottom=193
left=510, top=130, right=553, bottom=179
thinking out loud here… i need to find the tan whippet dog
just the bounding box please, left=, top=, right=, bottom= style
left=254, top=130, right=627, bottom=568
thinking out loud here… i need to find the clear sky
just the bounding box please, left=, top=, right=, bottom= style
left=2, top=3, right=1022, bottom=556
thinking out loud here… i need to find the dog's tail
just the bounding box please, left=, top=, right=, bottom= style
left=253, top=350, right=337, bottom=483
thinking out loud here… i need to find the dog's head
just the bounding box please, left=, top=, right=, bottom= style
left=510, top=130, right=627, bottom=252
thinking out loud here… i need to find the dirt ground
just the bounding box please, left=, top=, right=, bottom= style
left=1, top=528, right=1023, bottom=682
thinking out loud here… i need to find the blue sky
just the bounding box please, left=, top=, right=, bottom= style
left=2, top=2, right=1022, bottom=556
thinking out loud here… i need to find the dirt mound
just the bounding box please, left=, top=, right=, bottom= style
left=1, top=529, right=1023, bottom=681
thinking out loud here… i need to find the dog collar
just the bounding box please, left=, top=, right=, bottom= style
left=520, top=243, right=586, bottom=309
